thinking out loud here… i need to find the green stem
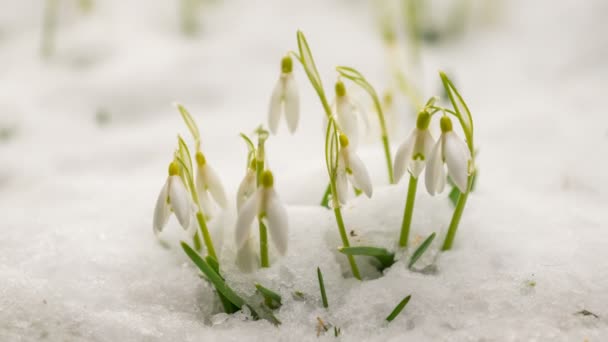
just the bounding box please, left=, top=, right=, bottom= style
left=196, top=211, right=217, bottom=260
left=256, top=145, right=269, bottom=267
left=441, top=174, right=473, bottom=251
left=193, top=231, right=202, bottom=252
left=333, top=204, right=361, bottom=280
left=41, top=0, right=58, bottom=58
left=381, top=135, right=394, bottom=184
left=399, top=175, right=418, bottom=247
left=259, top=220, right=269, bottom=267
left=320, top=183, right=331, bottom=208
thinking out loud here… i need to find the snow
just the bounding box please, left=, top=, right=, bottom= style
left=1, top=0, right=608, bottom=341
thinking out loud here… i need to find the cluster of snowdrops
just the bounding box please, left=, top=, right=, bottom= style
left=152, top=31, right=477, bottom=324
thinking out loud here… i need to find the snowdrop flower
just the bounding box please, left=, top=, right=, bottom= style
left=236, top=160, right=257, bottom=212
left=153, top=162, right=194, bottom=235
left=195, top=152, right=227, bottom=215
left=235, top=171, right=288, bottom=255
left=425, top=116, right=472, bottom=195
left=268, top=56, right=299, bottom=134
left=333, top=81, right=365, bottom=149
left=336, top=133, right=373, bottom=204
left=393, top=111, right=435, bottom=182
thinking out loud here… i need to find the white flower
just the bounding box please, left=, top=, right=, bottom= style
left=335, top=133, right=373, bottom=204
left=235, top=236, right=258, bottom=273
left=425, top=116, right=472, bottom=195
left=332, top=81, right=367, bottom=149
left=393, top=111, right=435, bottom=182
left=153, top=162, right=194, bottom=235
left=236, top=163, right=257, bottom=212
left=195, top=152, right=227, bottom=216
left=235, top=170, right=288, bottom=255
left=268, top=56, right=299, bottom=134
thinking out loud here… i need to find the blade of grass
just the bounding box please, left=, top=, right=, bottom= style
left=386, top=295, right=411, bottom=322
left=408, top=232, right=436, bottom=269
left=317, top=267, right=328, bottom=308
left=339, top=246, right=395, bottom=269
left=206, top=256, right=238, bottom=314
left=255, top=283, right=282, bottom=309
left=182, top=242, right=245, bottom=308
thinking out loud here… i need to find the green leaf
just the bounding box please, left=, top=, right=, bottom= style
left=255, top=283, right=282, bottom=310
left=206, top=255, right=239, bottom=314
left=386, top=295, right=411, bottom=322
left=448, top=186, right=460, bottom=207
left=239, top=133, right=255, bottom=153
left=176, top=104, right=200, bottom=145
left=296, top=31, right=323, bottom=93
left=182, top=243, right=281, bottom=325
left=181, top=242, right=245, bottom=308
left=408, top=232, right=436, bottom=269
left=339, top=246, right=395, bottom=270
left=177, top=135, right=193, bottom=176
left=439, top=71, right=473, bottom=149
left=317, top=267, right=328, bottom=308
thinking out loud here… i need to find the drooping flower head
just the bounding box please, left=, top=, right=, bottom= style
left=425, top=116, right=472, bottom=195
left=236, top=159, right=257, bottom=212
left=268, top=56, right=300, bottom=134
left=153, top=161, right=194, bottom=235
left=393, top=110, right=435, bottom=182
left=333, top=80, right=367, bottom=149
left=194, top=152, right=227, bottom=217
left=335, top=133, right=373, bottom=204
left=235, top=170, right=288, bottom=255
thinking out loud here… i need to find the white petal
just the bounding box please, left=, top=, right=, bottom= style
left=444, top=132, right=471, bottom=193
left=284, top=75, right=299, bottom=134
left=409, top=129, right=435, bottom=178
left=235, top=237, right=258, bottom=273
left=198, top=188, right=214, bottom=219
left=425, top=138, right=446, bottom=195
left=236, top=170, right=257, bottom=212
left=336, top=167, right=349, bottom=205
left=234, top=189, right=260, bottom=250
left=347, top=150, right=373, bottom=198
left=168, top=176, right=193, bottom=229
left=336, top=97, right=359, bottom=149
left=263, top=189, right=288, bottom=255
left=393, top=129, right=416, bottom=182
left=153, top=180, right=171, bottom=235
left=203, top=164, right=228, bottom=208
left=268, top=78, right=283, bottom=134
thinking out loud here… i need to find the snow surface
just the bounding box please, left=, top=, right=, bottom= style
left=1, top=0, right=608, bottom=341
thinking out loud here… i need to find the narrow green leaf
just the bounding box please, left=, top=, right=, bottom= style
left=317, top=267, right=328, bottom=308
left=255, top=283, right=282, bottom=309
left=296, top=31, right=323, bottom=91
left=386, top=295, right=411, bottom=322
left=182, top=243, right=281, bottom=325
left=205, top=255, right=239, bottom=314
left=239, top=133, right=255, bottom=152
left=408, top=232, right=436, bottom=269
left=448, top=186, right=460, bottom=207
left=339, top=246, right=395, bottom=269
left=176, top=104, right=200, bottom=143
left=439, top=71, right=474, bottom=148
left=181, top=242, right=246, bottom=308
left=177, top=135, right=193, bottom=176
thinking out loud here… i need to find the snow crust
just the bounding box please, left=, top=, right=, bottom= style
left=1, top=0, right=607, bottom=341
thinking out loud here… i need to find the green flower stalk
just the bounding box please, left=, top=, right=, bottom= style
left=393, top=109, right=434, bottom=247
left=428, top=72, right=476, bottom=251
left=290, top=31, right=362, bottom=279
left=335, top=67, right=395, bottom=184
